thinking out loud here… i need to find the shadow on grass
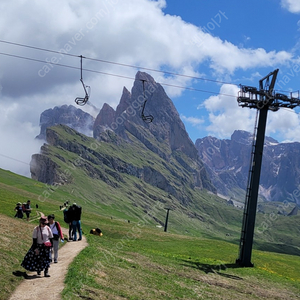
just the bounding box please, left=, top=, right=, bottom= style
left=180, top=259, right=243, bottom=280
left=12, top=270, right=39, bottom=280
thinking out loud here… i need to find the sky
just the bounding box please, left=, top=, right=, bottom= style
left=1, top=0, right=300, bottom=176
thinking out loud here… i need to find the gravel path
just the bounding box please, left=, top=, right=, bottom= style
left=9, top=229, right=88, bottom=300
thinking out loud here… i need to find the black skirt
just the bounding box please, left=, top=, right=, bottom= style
left=21, top=244, right=51, bottom=272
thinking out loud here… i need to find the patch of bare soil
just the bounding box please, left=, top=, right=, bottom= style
left=9, top=229, right=88, bottom=300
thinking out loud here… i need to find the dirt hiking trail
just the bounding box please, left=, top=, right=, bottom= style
left=9, top=229, right=88, bottom=300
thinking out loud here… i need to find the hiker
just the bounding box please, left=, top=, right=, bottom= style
left=14, top=202, right=23, bottom=219
left=21, top=216, right=53, bottom=277
left=63, top=205, right=73, bottom=240
left=24, top=200, right=32, bottom=221
left=69, top=203, right=82, bottom=241
left=47, top=214, right=64, bottom=263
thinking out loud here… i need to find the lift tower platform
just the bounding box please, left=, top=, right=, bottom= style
left=236, top=69, right=300, bottom=267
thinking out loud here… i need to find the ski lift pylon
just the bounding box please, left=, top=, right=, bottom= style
left=75, top=55, right=90, bottom=106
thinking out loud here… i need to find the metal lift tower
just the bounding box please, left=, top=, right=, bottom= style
left=236, top=69, right=300, bottom=267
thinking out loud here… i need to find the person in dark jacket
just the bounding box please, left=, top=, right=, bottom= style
left=63, top=205, right=73, bottom=240
left=24, top=200, right=32, bottom=221
left=14, top=202, right=23, bottom=219
left=69, top=203, right=82, bottom=241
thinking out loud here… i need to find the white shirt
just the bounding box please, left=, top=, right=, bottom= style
left=32, top=225, right=53, bottom=244
left=49, top=222, right=59, bottom=235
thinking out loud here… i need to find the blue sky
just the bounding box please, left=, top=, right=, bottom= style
left=1, top=0, right=300, bottom=176
left=162, top=0, right=300, bottom=142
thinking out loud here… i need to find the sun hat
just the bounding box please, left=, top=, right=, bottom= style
left=39, top=216, right=48, bottom=223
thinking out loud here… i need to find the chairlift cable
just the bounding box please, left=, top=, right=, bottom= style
left=0, top=39, right=235, bottom=86
left=0, top=51, right=237, bottom=98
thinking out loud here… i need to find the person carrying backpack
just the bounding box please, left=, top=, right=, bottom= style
left=69, top=203, right=82, bottom=241
left=63, top=205, right=73, bottom=240
left=47, top=214, right=64, bottom=263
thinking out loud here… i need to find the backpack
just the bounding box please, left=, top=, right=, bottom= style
left=63, top=209, right=69, bottom=223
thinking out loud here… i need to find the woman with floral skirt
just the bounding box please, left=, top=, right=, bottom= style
left=21, top=216, right=53, bottom=277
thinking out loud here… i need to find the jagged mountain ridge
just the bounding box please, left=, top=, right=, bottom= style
left=36, top=104, right=94, bottom=140
left=94, top=71, right=199, bottom=161
left=31, top=72, right=215, bottom=208
left=195, top=130, right=300, bottom=205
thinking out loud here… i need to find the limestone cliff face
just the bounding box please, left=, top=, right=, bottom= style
left=93, top=71, right=212, bottom=191
left=30, top=144, right=69, bottom=185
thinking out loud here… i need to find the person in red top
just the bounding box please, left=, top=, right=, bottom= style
left=21, top=216, right=53, bottom=277
left=47, top=214, right=64, bottom=263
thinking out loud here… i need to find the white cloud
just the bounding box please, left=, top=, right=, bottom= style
left=181, top=115, right=204, bottom=126
left=267, top=108, right=300, bottom=141
left=0, top=0, right=300, bottom=175
left=0, top=0, right=294, bottom=102
left=0, top=102, right=43, bottom=176
left=203, top=84, right=300, bottom=142
left=281, top=0, right=300, bottom=13
left=203, top=84, right=257, bottom=138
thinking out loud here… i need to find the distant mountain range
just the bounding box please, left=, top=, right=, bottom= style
left=195, top=130, right=300, bottom=206
left=33, top=71, right=300, bottom=211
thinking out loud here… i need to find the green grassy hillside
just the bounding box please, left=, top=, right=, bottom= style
left=28, top=125, right=300, bottom=251
left=0, top=168, right=300, bottom=299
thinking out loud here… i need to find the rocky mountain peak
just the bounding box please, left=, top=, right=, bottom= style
left=93, top=103, right=116, bottom=138
left=90, top=71, right=215, bottom=191
left=94, top=71, right=198, bottom=161
left=36, top=104, right=94, bottom=140
left=116, top=87, right=131, bottom=116
left=231, top=130, right=252, bottom=145
left=230, top=129, right=278, bottom=146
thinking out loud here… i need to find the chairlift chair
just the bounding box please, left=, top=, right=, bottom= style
left=75, top=55, right=90, bottom=106
left=141, top=79, right=154, bottom=123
